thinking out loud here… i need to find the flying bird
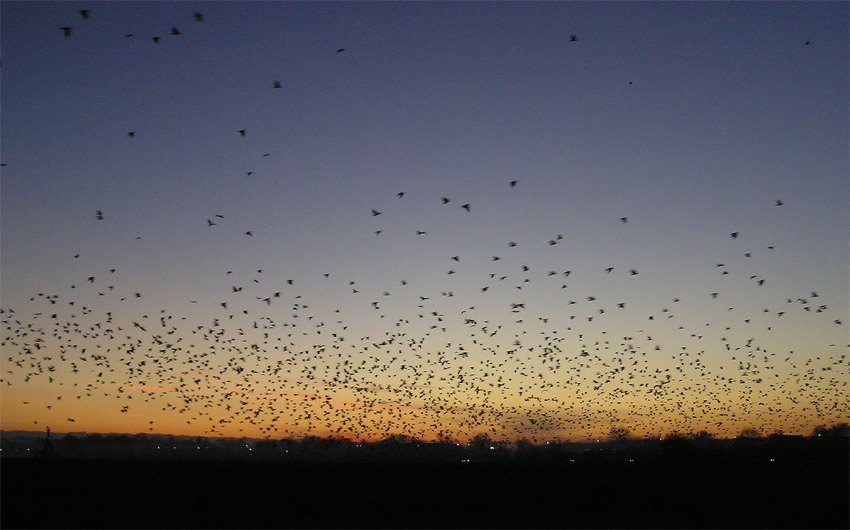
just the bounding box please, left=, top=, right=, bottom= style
left=371, top=209, right=382, bottom=216
left=95, top=210, right=104, bottom=221
left=336, top=48, right=346, bottom=54
left=238, top=129, right=246, bottom=137
left=194, top=12, right=204, bottom=22
left=79, top=10, right=89, bottom=19
left=570, top=34, right=577, bottom=42
left=510, top=180, right=518, bottom=187
left=273, top=80, right=282, bottom=88
left=462, top=204, right=470, bottom=212
left=170, top=27, right=181, bottom=36
left=61, top=27, right=72, bottom=38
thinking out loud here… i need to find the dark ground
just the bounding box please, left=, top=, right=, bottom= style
left=2, top=452, right=848, bottom=528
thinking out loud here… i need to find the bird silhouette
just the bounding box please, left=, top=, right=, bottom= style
left=61, top=27, right=72, bottom=38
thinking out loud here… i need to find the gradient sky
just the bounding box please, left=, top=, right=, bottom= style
left=1, top=1, right=848, bottom=443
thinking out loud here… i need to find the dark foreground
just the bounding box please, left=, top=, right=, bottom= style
left=2, top=454, right=848, bottom=529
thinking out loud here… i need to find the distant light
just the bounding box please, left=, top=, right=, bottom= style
left=489, top=446, right=495, bottom=450
left=629, top=459, right=635, bottom=462
left=770, top=458, right=775, bottom=462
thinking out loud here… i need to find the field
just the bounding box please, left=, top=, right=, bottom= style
left=2, top=445, right=847, bottom=529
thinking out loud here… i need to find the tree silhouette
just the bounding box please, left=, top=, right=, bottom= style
left=608, top=426, right=631, bottom=442
left=34, top=426, right=53, bottom=459
left=812, top=423, right=849, bottom=437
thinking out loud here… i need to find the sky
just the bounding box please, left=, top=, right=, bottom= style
left=1, top=1, right=848, bottom=443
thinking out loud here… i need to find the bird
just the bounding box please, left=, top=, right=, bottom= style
left=462, top=204, right=470, bottom=212
left=244, top=231, right=253, bottom=237
left=152, top=36, right=160, bottom=43
left=336, top=48, right=346, bottom=54
left=79, top=10, right=89, bottom=20
left=730, top=232, right=738, bottom=239
left=510, top=181, right=518, bottom=187
left=238, top=130, right=246, bottom=137
left=170, top=27, right=181, bottom=36
left=273, top=80, right=282, bottom=88
left=776, top=200, right=783, bottom=206
left=127, top=132, right=135, bottom=138
left=397, top=192, right=405, bottom=198
left=441, top=197, right=450, bottom=204
left=570, top=34, right=577, bottom=42
left=207, top=219, right=216, bottom=226
left=194, top=12, right=204, bottom=22
left=61, top=27, right=73, bottom=38
left=371, top=209, right=382, bottom=216
left=95, top=210, right=104, bottom=221
left=620, top=217, right=628, bottom=223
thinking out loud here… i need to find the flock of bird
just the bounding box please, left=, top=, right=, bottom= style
left=1, top=6, right=847, bottom=444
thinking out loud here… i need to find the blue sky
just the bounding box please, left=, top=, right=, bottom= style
left=1, top=1, right=847, bottom=441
